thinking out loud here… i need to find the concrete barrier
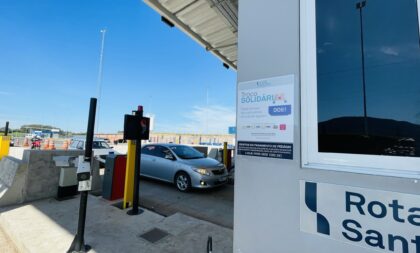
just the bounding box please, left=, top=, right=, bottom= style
left=0, top=150, right=103, bottom=207
left=23, top=150, right=84, bottom=202
left=0, top=157, right=27, bottom=206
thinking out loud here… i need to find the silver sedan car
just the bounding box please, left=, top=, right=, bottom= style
left=140, top=144, right=228, bottom=192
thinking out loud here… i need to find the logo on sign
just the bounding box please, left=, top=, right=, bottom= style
left=304, top=182, right=330, bottom=235
left=268, top=105, right=291, bottom=116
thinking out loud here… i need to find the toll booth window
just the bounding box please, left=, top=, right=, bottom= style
left=301, top=0, right=420, bottom=177
left=316, top=0, right=420, bottom=157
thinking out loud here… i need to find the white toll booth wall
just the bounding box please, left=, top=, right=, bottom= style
left=234, top=1, right=420, bottom=253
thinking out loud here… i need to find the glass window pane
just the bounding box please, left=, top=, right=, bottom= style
left=316, top=0, right=420, bottom=157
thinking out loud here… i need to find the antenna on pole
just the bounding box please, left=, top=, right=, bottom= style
left=95, top=28, right=107, bottom=136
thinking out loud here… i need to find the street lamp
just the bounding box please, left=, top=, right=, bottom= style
left=95, top=29, right=107, bottom=135
left=356, top=1, right=369, bottom=136
left=418, top=0, right=420, bottom=45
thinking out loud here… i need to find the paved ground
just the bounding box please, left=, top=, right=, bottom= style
left=0, top=195, right=232, bottom=253
left=139, top=177, right=234, bottom=229
left=0, top=226, right=18, bottom=253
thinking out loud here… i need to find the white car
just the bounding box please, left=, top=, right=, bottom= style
left=69, top=138, right=119, bottom=166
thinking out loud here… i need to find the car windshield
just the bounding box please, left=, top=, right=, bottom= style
left=169, top=145, right=204, bottom=159
left=93, top=141, right=110, bottom=149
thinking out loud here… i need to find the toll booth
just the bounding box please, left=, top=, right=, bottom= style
left=144, top=0, right=420, bottom=252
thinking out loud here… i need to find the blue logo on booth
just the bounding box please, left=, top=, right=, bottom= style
left=305, top=182, right=330, bottom=236
left=268, top=105, right=291, bottom=116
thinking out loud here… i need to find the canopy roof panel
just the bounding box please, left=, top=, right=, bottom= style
left=144, top=0, right=238, bottom=69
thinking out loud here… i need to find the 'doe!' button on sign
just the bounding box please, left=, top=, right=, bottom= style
left=268, top=105, right=291, bottom=116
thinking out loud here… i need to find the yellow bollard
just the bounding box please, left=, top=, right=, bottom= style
left=0, top=136, right=11, bottom=160
left=223, top=142, right=228, bottom=168
left=123, top=140, right=136, bottom=209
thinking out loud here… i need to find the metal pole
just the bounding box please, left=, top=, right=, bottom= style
left=127, top=106, right=144, bottom=215
left=95, top=29, right=107, bottom=136
left=68, top=98, right=97, bottom=253
left=4, top=122, right=9, bottom=136
left=357, top=1, right=369, bottom=136
left=223, top=142, right=228, bottom=168
left=206, top=87, right=209, bottom=134
left=207, top=236, right=213, bottom=253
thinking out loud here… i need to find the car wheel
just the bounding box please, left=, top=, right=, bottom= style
left=175, top=172, right=191, bottom=192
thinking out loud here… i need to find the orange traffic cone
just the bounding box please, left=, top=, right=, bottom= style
left=48, top=139, right=55, bottom=150
left=43, top=139, right=50, bottom=150
left=23, top=138, right=29, bottom=147
left=62, top=140, right=69, bottom=150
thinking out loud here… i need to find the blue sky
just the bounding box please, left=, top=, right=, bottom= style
left=0, top=0, right=236, bottom=134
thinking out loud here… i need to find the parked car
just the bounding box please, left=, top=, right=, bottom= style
left=69, top=138, right=118, bottom=166
left=141, top=144, right=228, bottom=192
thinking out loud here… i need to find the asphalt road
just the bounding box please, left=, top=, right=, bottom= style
left=139, top=177, right=234, bottom=229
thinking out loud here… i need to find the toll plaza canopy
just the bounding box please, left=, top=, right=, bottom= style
left=144, top=0, right=238, bottom=69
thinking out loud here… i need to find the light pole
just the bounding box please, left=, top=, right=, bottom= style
left=95, top=29, right=107, bottom=136
left=206, top=86, right=209, bottom=134
left=356, top=1, right=369, bottom=136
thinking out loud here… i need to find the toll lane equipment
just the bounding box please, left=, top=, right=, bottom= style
left=68, top=98, right=97, bottom=253
left=103, top=153, right=127, bottom=201
left=58, top=166, right=78, bottom=199
left=123, top=114, right=150, bottom=141
left=123, top=105, right=150, bottom=216
left=123, top=140, right=136, bottom=209
left=0, top=136, right=10, bottom=160
left=0, top=122, right=10, bottom=160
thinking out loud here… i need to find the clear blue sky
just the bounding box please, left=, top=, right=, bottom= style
left=0, top=0, right=236, bottom=134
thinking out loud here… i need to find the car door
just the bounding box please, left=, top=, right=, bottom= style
left=141, top=145, right=176, bottom=181
left=140, top=145, right=160, bottom=178
left=153, top=146, right=178, bottom=182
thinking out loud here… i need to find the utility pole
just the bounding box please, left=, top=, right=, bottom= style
left=95, top=29, right=107, bottom=136
left=356, top=1, right=369, bottom=136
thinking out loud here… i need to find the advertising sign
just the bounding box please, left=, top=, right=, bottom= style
left=237, top=75, right=294, bottom=159
left=300, top=181, right=420, bottom=253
